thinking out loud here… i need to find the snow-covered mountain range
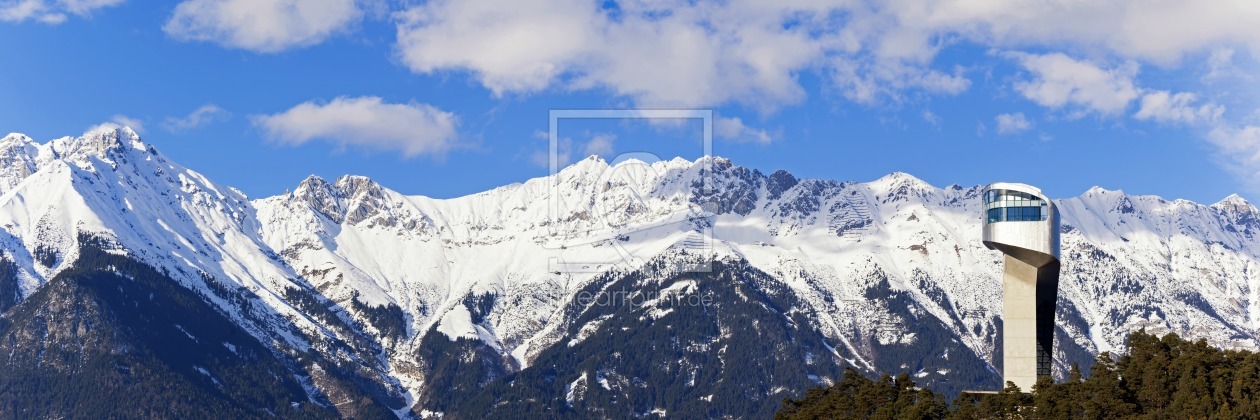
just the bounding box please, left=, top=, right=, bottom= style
left=2, top=126, right=1257, bottom=417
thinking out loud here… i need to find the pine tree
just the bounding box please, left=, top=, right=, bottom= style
left=780, top=330, right=1260, bottom=420
left=1033, top=370, right=1081, bottom=419
left=1122, top=330, right=1171, bottom=413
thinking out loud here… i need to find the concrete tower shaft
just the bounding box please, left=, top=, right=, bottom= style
left=981, top=183, right=1061, bottom=391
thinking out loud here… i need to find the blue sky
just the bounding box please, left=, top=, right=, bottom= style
left=1, top=1, right=1258, bottom=204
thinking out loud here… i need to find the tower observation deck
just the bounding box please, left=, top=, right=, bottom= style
left=981, top=183, right=1061, bottom=391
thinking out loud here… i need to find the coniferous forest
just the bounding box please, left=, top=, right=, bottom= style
left=777, top=330, right=1260, bottom=419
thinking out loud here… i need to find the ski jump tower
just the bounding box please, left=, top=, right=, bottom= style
left=982, top=183, right=1061, bottom=391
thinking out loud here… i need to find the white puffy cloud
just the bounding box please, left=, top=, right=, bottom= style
left=1134, top=91, right=1224, bottom=125
left=714, top=117, right=773, bottom=144
left=1005, top=52, right=1140, bottom=117
left=396, top=0, right=829, bottom=110
left=392, top=0, right=1260, bottom=111
left=164, top=104, right=231, bottom=131
left=394, top=0, right=600, bottom=95
left=163, top=0, right=360, bottom=53
left=995, top=113, right=1032, bottom=135
left=396, top=0, right=866, bottom=110
left=874, top=0, right=1260, bottom=65
left=254, top=96, right=459, bottom=157
left=1, top=0, right=122, bottom=24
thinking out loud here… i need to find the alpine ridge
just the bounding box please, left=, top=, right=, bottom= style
left=1, top=126, right=1257, bottom=417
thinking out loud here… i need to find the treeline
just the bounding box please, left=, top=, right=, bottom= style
left=0, top=240, right=332, bottom=418
left=777, top=330, right=1260, bottom=419
left=0, top=255, right=18, bottom=313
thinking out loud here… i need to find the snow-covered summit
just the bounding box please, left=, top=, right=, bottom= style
left=1214, top=193, right=1256, bottom=214
left=0, top=133, right=38, bottom=195
left=249, top=152, right=1260, bottom=365
left=0, top=126, right=353, bottom=374
left=2, top=133, right=1260, bottom=411
left=53, top=125, right=145, bottom=159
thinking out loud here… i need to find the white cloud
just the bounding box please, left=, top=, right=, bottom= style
left=1134, top=91, right=1224, bottom=125
left=922, top=110, right=942, bottom=127
left=392, top=0, right=1260, bottom=111
left=164, top=0, right=360, bottom=53
left=1203, top=48, right=1237, bottom=82
left=394, top=0, right=600, bottom=95
left=1208, top=125, right=1260, bottom=190
left=1209, top=125, right=1260, bottom=166
left=1, top=0, right=121, bottom=24
left=879, top=0, right=1260, bottom=65
left=395, top=0, right=915, bottom=110
left=86, top=121, right=131, bottom=135
left=83, top=115, right=144, bottom=135
left=830, top=58, right=970, bottom=105
left=254, top=96, right=459, bottom=157
left=583, top=133, right=615, bottom=157
left=714, top=117, right=773, bottom=144
left=164, top=104, right=230, bottom=131
left=995, top=113, right=1032, bottom=135
left=107, top=114, right=145, bottom=134
left=1005, top=52, right=1140, bottom=117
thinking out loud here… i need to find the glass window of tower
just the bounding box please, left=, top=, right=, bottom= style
left=983, top=189, right=1047, bottom=224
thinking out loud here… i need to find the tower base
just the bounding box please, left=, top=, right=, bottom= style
left=1001, top=254, right=1060, bottom=391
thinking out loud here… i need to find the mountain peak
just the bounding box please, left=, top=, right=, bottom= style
left=295, top=174, right=331, bottom=194
left=1084, top=186, right=1120, bottom=196
left=53, top=124, right=146, bottom=161
left=286, top=174, right=391, bottom=224
left=292, top=175, right=343, bottom=217
left=694, top=155, right=733, bottom=170
left=334, top=174, right=370, bottom=183
left=875, top=171, right=929, bottom=185
left=1215, top=193, right=1249, bottom=205
left=556, top=155, right=611, bottom=179
left=334, top=175, right=384, bottom=200
left=871, top=171, right=930, bottom=190
left=84, top=123, right=142, bottom=145
left=884, top=170, right=912, bottom=178
left=1, top=132, right=35, bottom=146
left=0, top=133, right=37, bottom=156
left=766, top=169, right=798, bottom=200
left=0, top=133, right=39, bottom=193
left=864, top=171, right=940, bottom=204
left=1213, top=193, right=1256, bottom=213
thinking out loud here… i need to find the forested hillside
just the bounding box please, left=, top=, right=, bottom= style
left=777, top=330, right=1260, bottom=419
left=0, top=242, right=373, bottom=418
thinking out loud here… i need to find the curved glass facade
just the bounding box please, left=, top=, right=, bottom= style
left=984, top=189, right=1048, bottom=224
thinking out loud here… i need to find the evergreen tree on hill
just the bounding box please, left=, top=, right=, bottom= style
left=778, top=330, right=1260, bottom=419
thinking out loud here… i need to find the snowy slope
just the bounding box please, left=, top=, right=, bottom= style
left=0, top=126, right=401, bottom=412
left=3, top=126, right=1260, bottom=414
left=254, top=152, right=1260, bottom=397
